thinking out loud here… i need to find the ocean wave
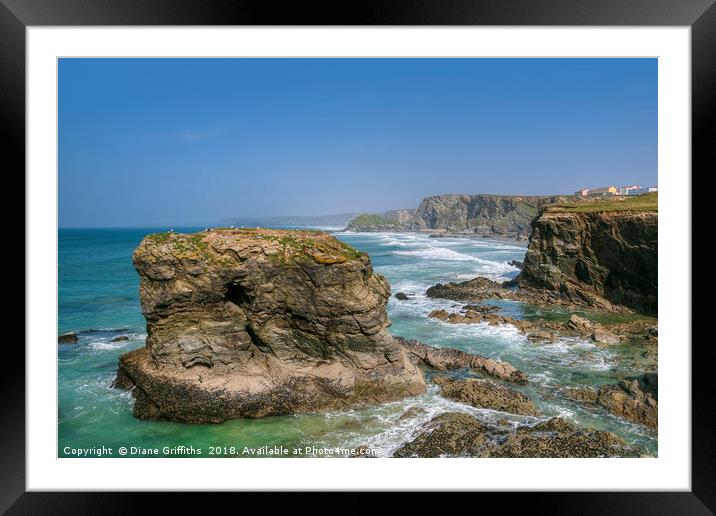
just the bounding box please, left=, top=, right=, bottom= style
left=393, top=247, right=482, bottom=262
left=345, top=384, right=543, bottom=456
left=87, top=340, right=134, bottom=351
left=85, top=331, right=146, bottom=351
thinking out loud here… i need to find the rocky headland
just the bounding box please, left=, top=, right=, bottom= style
left=426, top=194, right=657, bottom=316
left=345, top=194, right=576, bottom=239
left=517, top=193, right=658, bottom=315
left=113, top=228, right=425, bottom=422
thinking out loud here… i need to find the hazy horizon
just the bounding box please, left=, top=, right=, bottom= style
left=59, top=58, right=657, bottom=228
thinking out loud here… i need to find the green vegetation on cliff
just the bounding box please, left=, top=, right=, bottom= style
left=146, top=228, right=365, bottom=265
left=546, top=192, right=657, bottom=214
left=349, top=213, right=398, bottom=226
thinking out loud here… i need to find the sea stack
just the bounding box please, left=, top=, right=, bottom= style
left=114, top=228, right=425, bottom=423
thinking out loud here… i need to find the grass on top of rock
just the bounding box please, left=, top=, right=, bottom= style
left=264, top=234, right=365, bottom=264
left=545, top=192, right=657, bottom=214
left=147, top=232, right=210, bottom=259
left=147, top=228, right=365, bottom=265
left=349, top=213, right=399, bottom=226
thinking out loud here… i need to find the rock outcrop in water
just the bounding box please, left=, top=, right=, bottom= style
left=393, top=413, right=640, bottom=458
left=58, top=332, right=78, bottom=344
left=395, top=337, right=528, bottom=384
left=425, top=275, right=631, bottom=312
left=114, top=228, right=425, bottom=422
left=556, top=377, right=658, bottom=428
left=517, top=195, right=658, bottom=315
left=432, top=376, right=540, bottom=416
left=346, top=194, right=574, bottom=239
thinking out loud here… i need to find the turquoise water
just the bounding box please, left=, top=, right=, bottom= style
left=58, top=228, right=657, bottom=457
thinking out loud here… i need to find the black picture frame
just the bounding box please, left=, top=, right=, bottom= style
left=1, top=0, right=709, bottom=511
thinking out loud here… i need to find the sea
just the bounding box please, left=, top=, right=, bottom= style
left=58, top=227, right=657, bottom=457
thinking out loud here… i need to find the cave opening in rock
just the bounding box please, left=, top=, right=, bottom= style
left=225, top=281, right=251, bottom=306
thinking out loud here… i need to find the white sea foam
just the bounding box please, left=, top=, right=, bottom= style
left=86, top=331, right=146, bottom=351
left=88, top=340, right=131, bottom=351
left=338, top=384, right=544, bottom=456
left=393, top=247, right=482, bottom=262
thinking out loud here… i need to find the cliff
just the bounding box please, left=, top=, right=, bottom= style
left=346, top=194, right=573, bottom=238
left=517, top=194, right=657, bottom=315
left=345, top=213, right=402, bottom=232
left=113, top=228, right=425, bottom=422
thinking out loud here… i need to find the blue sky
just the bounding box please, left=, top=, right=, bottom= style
left=59, top=58, right=657, bottom=227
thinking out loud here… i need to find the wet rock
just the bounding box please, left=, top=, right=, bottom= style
left=462, top=304, right=500, bottom=313
left=429, top=308, right=534, bottom=334
left=393, top=413, right=493, bottom=458
left=58, top=332, right=78, bottom=344
left=641, top=372, right=658, bottom=393
left=566, top=314, right=594, bottom=333
left=432, top=376, right=540, bottom=416
left=110, top=367, right=135, bottom=390
left=396, top=337, right=528, bottom=384
left=556, top=385, right=598, bottom=403
left=597, top=379, right=658, bottom=428
left=114, top=229, right=425, bottom=423
left=489, top=418, right=638, bottom=458
left=426, top=274, right=622, bottom=313
left=393, top=413, right=639, bottom=458
left=426, top=277, right=511, bottom=302
left=398, top=406, right=427, bottom=421
left=111, top=335, right=130, bottom=342
left=394, top=292, right=410, bottom=300
left=592, top=327, right=621, bottom=345
left=607, top=319, right=658, bottom=345
left=508, top=260, right=524, bottom=270
left=527, top=330, right=557, bottom=343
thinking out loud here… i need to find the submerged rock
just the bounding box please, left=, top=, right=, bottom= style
left=58, top=332, right=78, bottom=344
left=394, top=292, right=410, bottom=300
left=114, top=228, right=425, bottom=423
left=395, top=337, right=528, bottom=384
left=111, top=335, right=130, bottom=342
left=432, top=376, right=540, bottom=416
left=393, top=413, right=639, bottom=458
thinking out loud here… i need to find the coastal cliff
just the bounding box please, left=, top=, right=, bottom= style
left=113, top=228, right=425, bottom=422
left=346, top=194, right=572, bottom=239
left=517, top=194, right=657, bottom=315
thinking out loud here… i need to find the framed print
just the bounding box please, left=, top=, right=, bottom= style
left=2, top=0, right=711, bottom=511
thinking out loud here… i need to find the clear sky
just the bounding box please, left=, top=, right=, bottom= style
left=59, top=58, right=657, bottom=227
